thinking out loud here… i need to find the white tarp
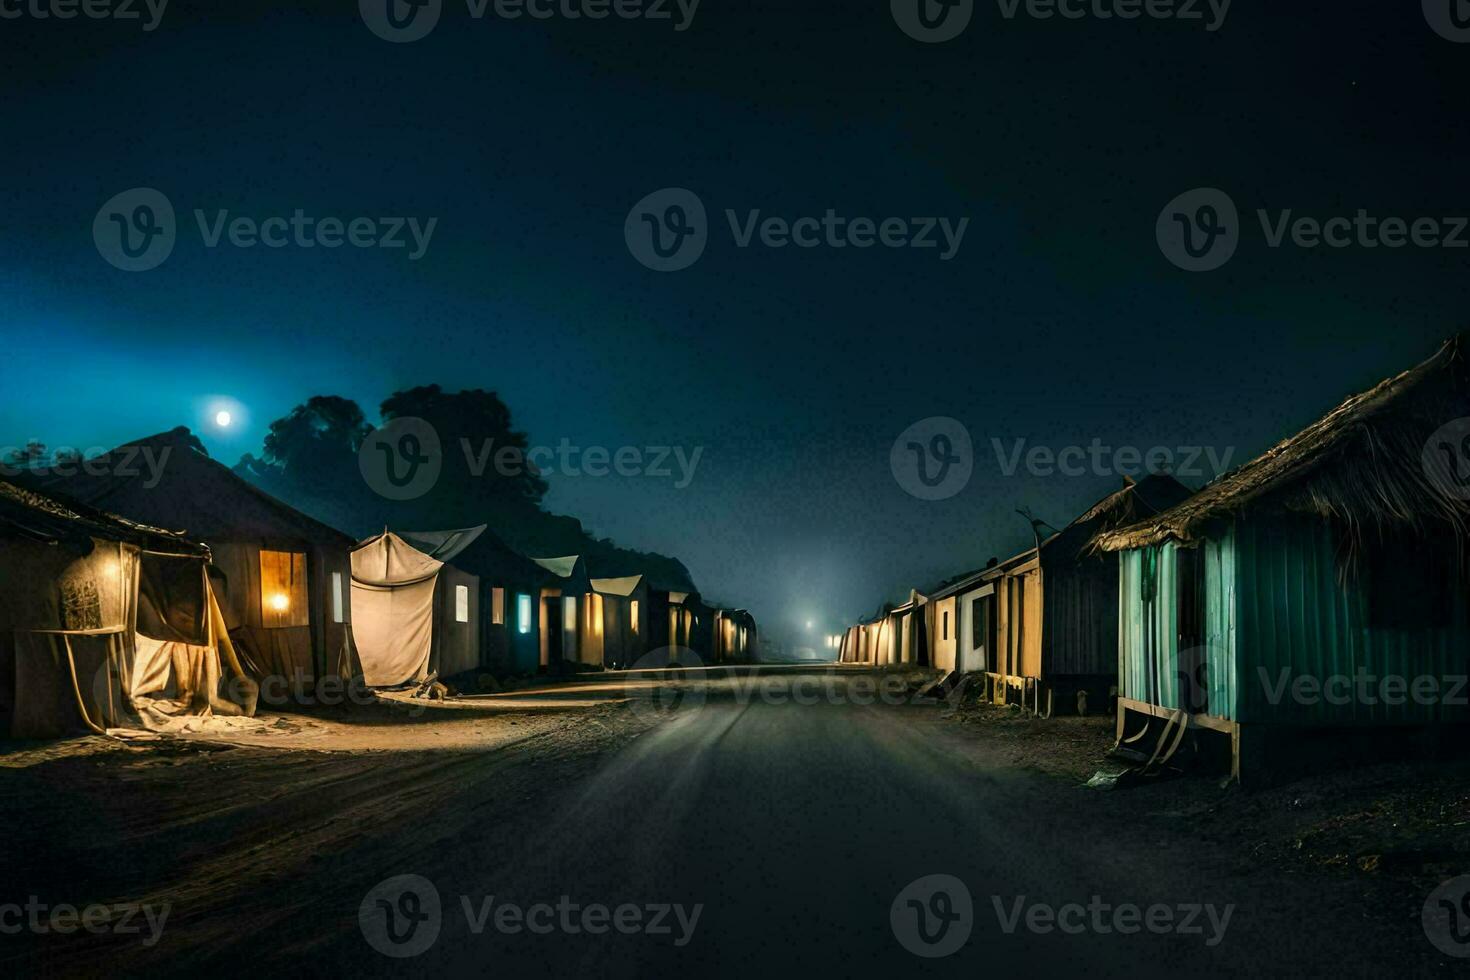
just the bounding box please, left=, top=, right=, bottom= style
left=350, top=532, right=443, bottom=687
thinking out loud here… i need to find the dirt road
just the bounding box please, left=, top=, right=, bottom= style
left=0, top=668, right=1459, bottom=977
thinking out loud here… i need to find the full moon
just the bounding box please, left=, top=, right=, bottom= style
left=215, top=410, right=232, bottom=427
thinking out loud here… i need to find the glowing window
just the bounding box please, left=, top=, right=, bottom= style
left=491, top=587, right=505, bottom=625
left=455, top=585, right=470, bottom=623
left=563, top=596, right=578, bottom=658
left=517, top=594, right=532, bottom=634
left=630, top=599, right=640, bottom=633
left=331, top=571, right=344, bottom=624
left=259, top=550, right=308, bottom=628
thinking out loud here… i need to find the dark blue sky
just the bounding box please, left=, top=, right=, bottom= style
left=4, top=1, right=1468, bottom=646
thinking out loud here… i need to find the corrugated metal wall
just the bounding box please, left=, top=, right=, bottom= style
left=1232, top=517, right=1470, bottom=726
left=1118, top=538, right=1236, bottom=719
left=1040, top=553, right=1119, bottom=678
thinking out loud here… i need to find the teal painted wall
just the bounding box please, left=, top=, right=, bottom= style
left=1120, top=517, right=1470, bottom=727
left=1232, top=517, right=1470, bottom=726
left=1118, top=536, right=1236, bottom=719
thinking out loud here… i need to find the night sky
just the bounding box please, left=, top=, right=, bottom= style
left=4, top=1, right=1469, bottom=648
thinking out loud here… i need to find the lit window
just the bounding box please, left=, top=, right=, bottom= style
left=563, top=596, right=578, bottom=658
left=630, top=599, right=640, bottom=633
left=331, top=571, right=344, bottom=624
left=259, top=550, right=308, bottom=628
left=455, top=585, right=470, bottom=623
left=492, top=587, right=505, bottom=625
left=517, top=594, right=532, bottom=634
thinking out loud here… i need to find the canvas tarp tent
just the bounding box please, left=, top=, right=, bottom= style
left=20, top=427, right=356, bottom=691
left=350, top=530, right=480, bottom=687
left=0, top=478, right=254, bottom=738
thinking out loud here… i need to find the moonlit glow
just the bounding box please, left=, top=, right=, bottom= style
left=215, top=410, right=233, bottom=428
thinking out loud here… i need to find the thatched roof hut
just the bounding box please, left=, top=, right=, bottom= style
left=1096, top=334, right=1470, bottom=554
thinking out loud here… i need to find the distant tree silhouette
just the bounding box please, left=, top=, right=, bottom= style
left=2, top=440, right=48, bottom=470
left=379, top=385, right=548, bottom=505
left=255, top=395, right=371, bottom=498
left=235, top=388, right=696, bottom=593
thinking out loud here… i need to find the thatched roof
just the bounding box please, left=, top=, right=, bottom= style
left=0, top=477, right=208, bottom=556
left=1095, top=334, right=1470, bottom=552
left=19, top=427, right=354, bottom=551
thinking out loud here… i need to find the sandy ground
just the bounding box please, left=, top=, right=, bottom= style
left=2, top=666, right=1468, bottom=977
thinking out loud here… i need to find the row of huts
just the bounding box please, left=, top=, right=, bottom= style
left=0, top=426, right=755, bottom=738
left=838, top=335, right=1470, bottom=781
